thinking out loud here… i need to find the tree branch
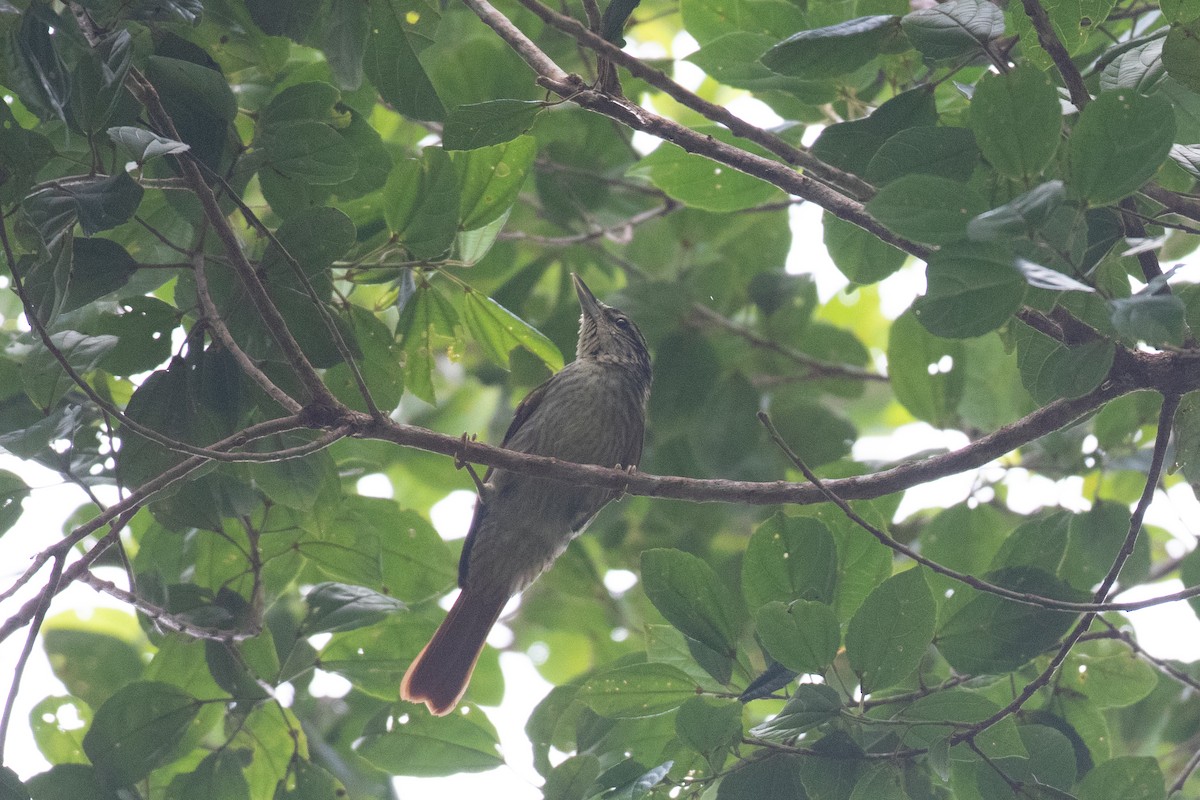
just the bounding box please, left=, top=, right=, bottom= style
left=510, top=0, right=876, bottom=201
left=951, top=392, right=1178, bottom=744
left=1019, top=0, right=1090, bottom=108
left=461, top=0, right=928, bottom=260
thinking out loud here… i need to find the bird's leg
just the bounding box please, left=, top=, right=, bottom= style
left=613, top=463, right=637, bottom=501
left=455, top=433, right=488, bottom=498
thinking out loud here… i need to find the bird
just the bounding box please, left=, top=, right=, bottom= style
left=401, top=273, right=652, bottom=716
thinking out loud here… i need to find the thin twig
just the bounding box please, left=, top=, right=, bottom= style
left=461, top=0, right=926, bottom=259
left=192, top=249, right=303, bottom=415
left=511, top=0, right=876, bottom=201
left=1019, top=0, right=1090, bottom=108
left=0, top=554, right=62, bottom=760
left=950, top=393, right=1178, bottom=743
left=690, top=304, right=888, bottom=383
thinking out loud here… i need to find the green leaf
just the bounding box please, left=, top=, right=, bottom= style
left=680, top=0, right=806, bottom=46
left=22, top=331, right=119, bottom=411
left=395, top=281, right=460, bottom=404
left=145, top=56, right=238, bottom=124
left=259, top=120, right=358, bottom=185
left=717, top=754, right=806, bottom=800
left=1010, top=0, right=1118, bottom=64
left=866, top=173, right=987, bottom=245
left=23, top=172, right=144, bottom=239
left=1101, top=35, right=1167, bottom=94
left=755, top=600, right=841, bottom=674
left=967, top=181, right=1071, bottom=243
left=976, top=725, right=1077, bottom=798
left=913, top=243, right=1027, bottom=337
left=741, top=513, right=838, bottom=610
left=1066, top=90, right=1175, bottom=205
left=576, top=662, right=697, bottom=718
left=452, top=135, right=537, bottom=230
left=1110, top=292, right=1186, bottom=346
left=969, top=65, right=1061, bottom=181
left=82, top=681, right=200, bottom=787
left=675, top=696, right=742, bottom=758
left=463, top=288, right=564, bottom=371
left=68, top=30, right=132, bottom=135
left=42, top=610, right=146, bottom=711
left=749, top=683, right=841, bottom=739
left=0, top=470, right=29, bottom=539
left=1060, top=640, right=1158, bottom=709
left=357, top=708, right=504, bottom=775
left=887, top=308, right=966, bottom=427
left=629, top=126, right=781, bottom=212
left=274, top=760, right=347, bottom=800
left=164, top=751, right=249, bottom=800
left=302, top=581, right=405, bottom=634
left=363, top=0, right=445, bottom=121
left=30, top=695, right=91, bottom=765
left=899, top=689, right=1027, bottom=759
left=0, top=102, right=55, bottom=206
left=1164, top=19, right=1200, bottom=93
left=1174, top=390, right=1200, bottom=483
left=1076, top=756, right=1165, bottom=800
left=845, top=568, right=936, bottom=693
left=61, top=238, right=138, bottom=313
left=864, top=126, right=980, bottom=185
left=901, top=0, right=1004, bottom=60
left=850, top=764, right=909, bottom=800
left=823, top=212, right=908, bottom=285
left=761, top=16, right=908, bottom=79
left=107, top=126, right=190, bottom=164
left=443, top=100, right=544, bottom=150
left=936, top=567, right=1084, bottom=674
left=383, top=149, right=461, bottom=260
left=321, top=0, right=370, bottom=89
left=1014, top=323, right=1115, bottom=404
left=543, top=755, right=603, bottom=800
left=26, top=764, right=118, bottom=800
left=813, top=87, right=937, bottom=176
left=687, top=32, right=835, bottom=95
left=260, top=81, right=341, bottom=128
left=641, top=548, right=744, bottom=656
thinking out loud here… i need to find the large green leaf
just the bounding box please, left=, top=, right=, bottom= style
left=865, top=173, right=987, bottom=244
left=969, top=65, right=1061, bottom=181
left=442, top=100, right=544, bottom=150
left=1076, top=756, right=1165, bottom=800
left=887, top=308, right=966, bottom=427
left=463, top=288, right=564, bottom=371
left=912, top=243, right=1027, bottom=337
left=629, top=126, right=782, bottom=212
left=741, top=513, right=838, bottom=610
left=844, top=568, right=936, bottom=693
left=1066, top=90, right=1175, bottom=205
left=755, top=600, right=841, bottom=674
left=452, top=135, right=537, bottom=230
left=864, top=125, right=980, bottom=185
left=357, top=709, right=504, bottom=776
left=640, top=548, right=744, bottom=657
left=761, top=16, right=908, bottom=79
left=82, top=682, right=200, bottom=787
left=362, top=0, right=445, bottom=121
left=901, top=0, right=1004, bottom=60
left=576, top=662, right=698, bottom=718
left=936, top=567, right=1084, bottom=674
left=259, top=120, right=359, bottom=185
left=383, top=149, right=461, bottom=260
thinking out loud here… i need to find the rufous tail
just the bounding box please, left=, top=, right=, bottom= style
left=400, top=585, right=507, bottom=715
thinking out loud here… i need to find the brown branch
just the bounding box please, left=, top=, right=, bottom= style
left=461, top=0, right=927, bottom=259
left=510, top=0, right=875, bottom=201
left=125, top=68, right=340, bottom=411
left=1019, top=0, right=1090, bottom=109
left=951, top=393, right=1179, bottom=744
left=192, top=249, right=304, bottom=415
left=690, top=303, right=888, bottom=383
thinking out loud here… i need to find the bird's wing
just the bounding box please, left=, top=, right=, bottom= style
left=458, top=375, right=556, bottom=587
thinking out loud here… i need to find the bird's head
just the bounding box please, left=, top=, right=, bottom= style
left=572, top=274, right=651, bottom=383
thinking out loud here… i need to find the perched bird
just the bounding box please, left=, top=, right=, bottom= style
left=401, top=274, right=652, bottom=716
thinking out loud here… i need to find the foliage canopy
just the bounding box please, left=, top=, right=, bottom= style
left=1, top=0, right=1200, bottom=798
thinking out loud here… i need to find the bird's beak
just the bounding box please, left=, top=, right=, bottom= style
left=572, top=273, right=604, bottom=320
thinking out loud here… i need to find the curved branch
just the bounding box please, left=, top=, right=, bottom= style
left=511, top=0, right=876, bottom=201
left=461, top=0, right=930, bottom=260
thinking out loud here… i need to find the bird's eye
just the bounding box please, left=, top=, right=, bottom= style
left=614, top=317, right=630, bottom=329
